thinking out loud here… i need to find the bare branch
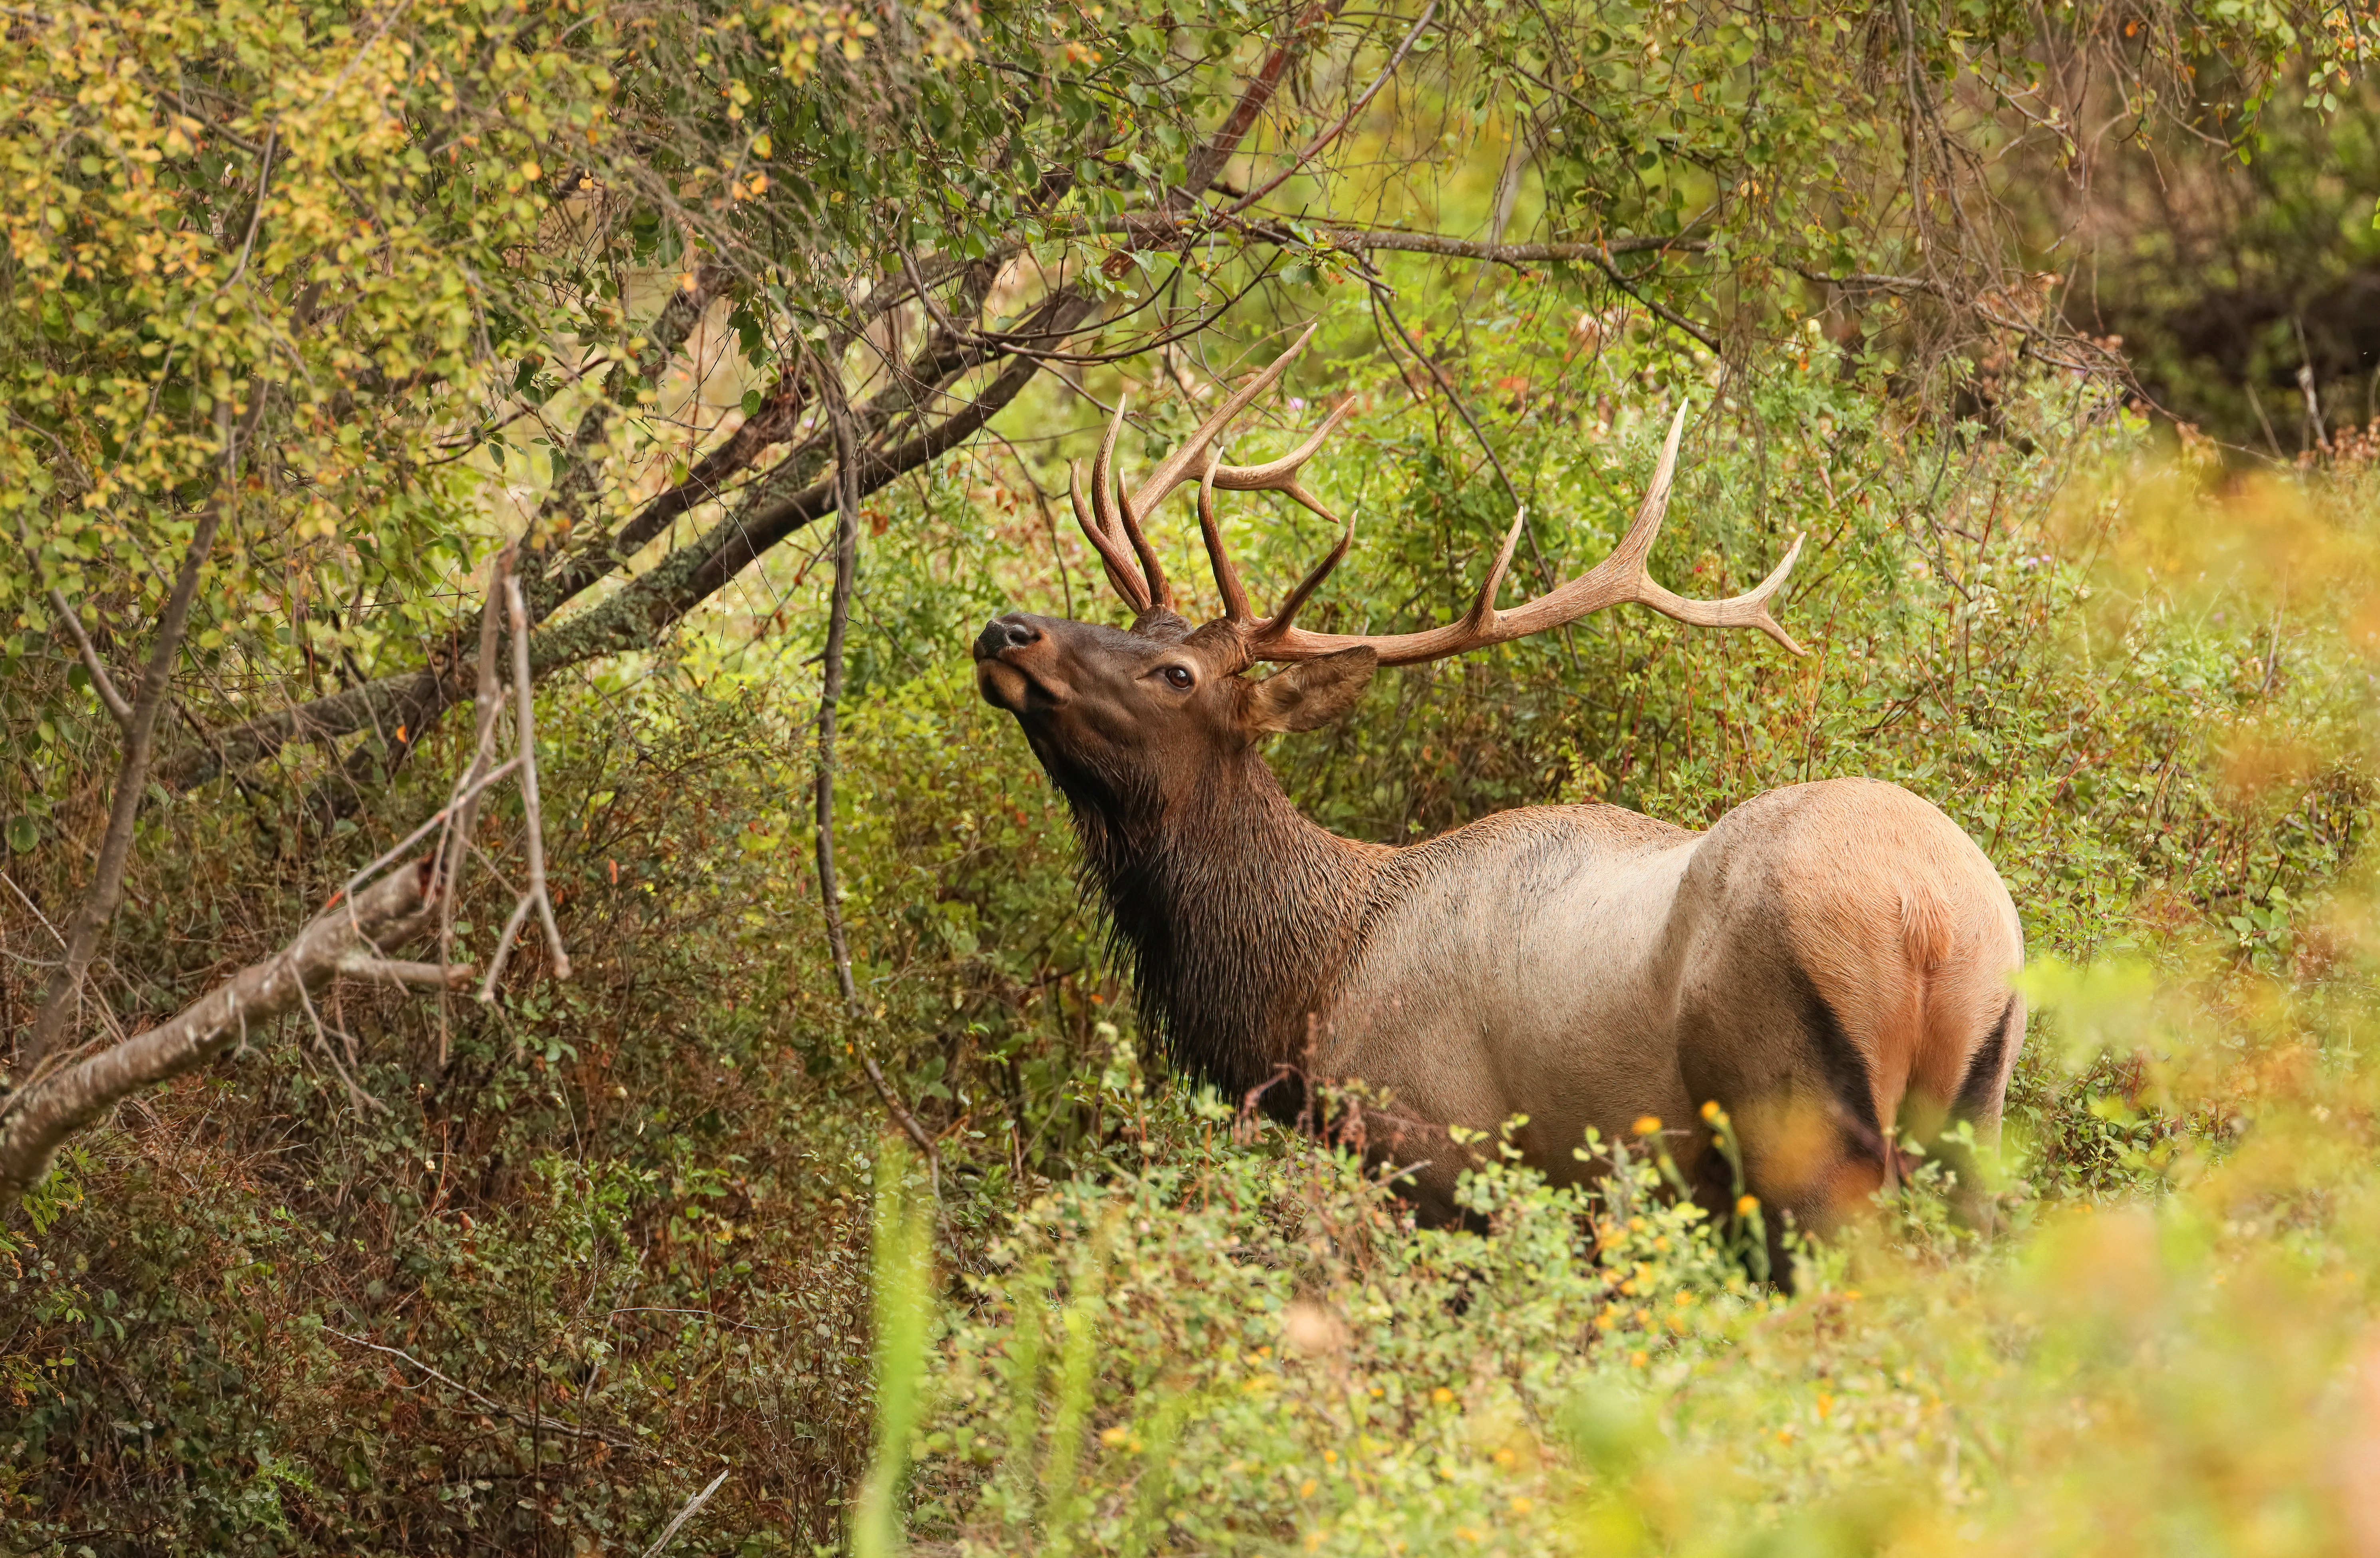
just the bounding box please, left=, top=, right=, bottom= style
left=642, top=1469, right=733, bottom=1558
left=475, top=891, right=540, bottom=1006
left=338, top=956, right=475, bottom=990
left=25, top=497, right=227, bottom=1070
left=0, top=860, right=435, bottom=1201
left=517, top=264, right=735, bottom=605
left=506, top=574, right=569, bottom=982
left=816, top=355, right=941, bottom=1196
left=474, top=570, right=570, bottom=1008
left=1317, top=228, right=1707, bottom=268
left=46, top=588, right=131, bottom=727
left=438, top=546, right=513, bottom=1061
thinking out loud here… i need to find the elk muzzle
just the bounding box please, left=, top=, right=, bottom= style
left=973, top=613, right=1070, bottom=713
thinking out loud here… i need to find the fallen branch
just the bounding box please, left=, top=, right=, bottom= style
left=1, top=549, right=567, bottom=1204
left=0, top=860, right=441, bottom=1201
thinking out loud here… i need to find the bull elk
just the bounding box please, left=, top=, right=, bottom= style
left=972, top=327, right=2024, bottom=1255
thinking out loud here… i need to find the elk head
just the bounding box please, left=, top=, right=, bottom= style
left=973, top=323, right=1806, bottom=829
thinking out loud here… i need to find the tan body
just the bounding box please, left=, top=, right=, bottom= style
left=1303, top=780, right=2022, bottom=1227
left=973, top=328, right=2027, bottom=1254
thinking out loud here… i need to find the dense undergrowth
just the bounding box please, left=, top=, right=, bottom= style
left=7, top=324, right=2380, bottom=1554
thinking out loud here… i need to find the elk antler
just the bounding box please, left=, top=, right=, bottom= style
left=1075, top=327, right=1805, bottom=661
left=1214, top=397, right=1804, bottom=666
left=1070, top=323, right=1348, bottom=618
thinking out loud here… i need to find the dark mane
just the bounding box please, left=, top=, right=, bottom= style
left=1045, top=743, right=1373, bottom=1110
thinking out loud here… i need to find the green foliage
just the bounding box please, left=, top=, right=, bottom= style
left=894, top=902, right=2380, bottom=1556
left=0, top=0, right=618, bottom=777
left=910, top=1071, right=1784, bottom=1556
left=853, top=1143, right=936, bottom=1558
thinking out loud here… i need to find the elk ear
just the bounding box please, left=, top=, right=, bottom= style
left=1242, top=647, right=1377, bottom=733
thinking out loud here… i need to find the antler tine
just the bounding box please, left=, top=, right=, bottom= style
left=1240, top=395, right=1811, bottom=665
left=1079, top=396, right=1176, bottom=615
left=1113, top=483, right=1175, bottom=615
left=1632, top=529, right=1808, bottom=654
left=1124, top=321, right=1324, bottom=517
left=1091, top=395, right=1127, bottom=546
left=1197, top=451, right=1255, bottom=624
left=1070, top=456, right=1151, bottom=614
left=1606, top=397, right=1691, bottom=579
left=1206, top=397, right=1357, bottom=497
left=1248, top=493, right=1354, bottom=648
left=1594, top=400, right=1806, bottom=654
left=1463, top=505, right=1529, bottom=636
left=1080, top=391, right=1178, bottom=614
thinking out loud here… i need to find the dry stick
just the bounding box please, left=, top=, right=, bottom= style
left=294, top=974, right=387, bottom=1117
left=476, top=572, right=572, bottom=1008
left=641, top=1468, right=733, bottom=1558
left=506, top=574, right=570, bottom=982
left=437, top=547, right=514, bottom=1062
left=815, top=363, right=941, bottom=1196
left=24, top=500, right=227, bottom=1071
left=334, top=755, right=521, bottom=914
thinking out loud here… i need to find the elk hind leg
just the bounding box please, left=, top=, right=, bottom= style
left=1905, top=991, right=2024, bottom=1234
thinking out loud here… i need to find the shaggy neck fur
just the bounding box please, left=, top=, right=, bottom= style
left=1049, top=743, right=1381, bottom=1110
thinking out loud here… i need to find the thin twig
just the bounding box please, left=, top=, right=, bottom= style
left=294, top=975, right=388, bottom=1116
left=2, top=870, right=65, bottom=947
left=334, top=755, right=520, bottom=912
left=320, top=1327, right=634, bottom=1449
left=475, top=891, right=540, bottom=1007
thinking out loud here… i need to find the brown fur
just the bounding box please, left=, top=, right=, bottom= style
left=974, top=610, right=2026, bottom=1257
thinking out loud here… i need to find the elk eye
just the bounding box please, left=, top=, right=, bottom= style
left=1162, top=665, right=1194, bottom=690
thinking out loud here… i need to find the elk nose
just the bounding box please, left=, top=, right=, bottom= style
left=974, top=615, right=1041, bottom=659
